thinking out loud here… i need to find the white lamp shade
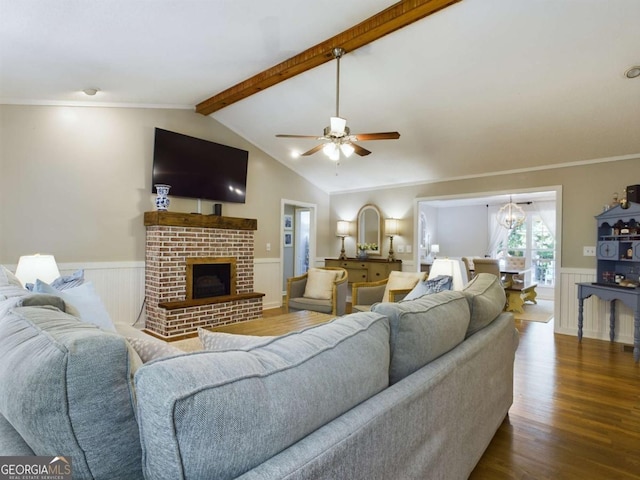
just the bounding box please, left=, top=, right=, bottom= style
left=336, top=220, right=350, bottom=237
left=384, top=218, right=400, bottom=236
left=15, top=254, right=60, bottom=286
left=427, top=258, right=468, bottom=290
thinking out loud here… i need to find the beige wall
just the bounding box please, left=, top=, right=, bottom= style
left=329, top=158, right=640, bottom=269
left=0, top=105, right=330, bottom=264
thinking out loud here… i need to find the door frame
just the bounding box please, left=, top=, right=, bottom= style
left=281, top=199, right=317, bottom=296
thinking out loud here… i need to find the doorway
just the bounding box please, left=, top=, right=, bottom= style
left=414, top=187, right=561, bottom=316
left=281, top=199, right=317, bottom=294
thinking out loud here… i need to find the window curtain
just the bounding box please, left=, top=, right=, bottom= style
left=487, top=205, right=509, bottom=257
left=533, top=201, right=556, bottom=240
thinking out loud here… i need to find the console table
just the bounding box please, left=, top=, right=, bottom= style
left=576, top=283, right=640, bottom=362
left=325, top=258, right=401, bottom=286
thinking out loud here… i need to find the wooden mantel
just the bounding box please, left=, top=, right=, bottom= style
left=144, top=211, right=257, bottom=230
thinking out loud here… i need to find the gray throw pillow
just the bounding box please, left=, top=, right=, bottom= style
left=404, top=275, right=453, bottom=301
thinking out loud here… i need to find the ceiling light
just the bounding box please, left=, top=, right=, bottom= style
left=340, top=143, right=355, bottom=158
left=82, top=88, right=100, bottom=96
left=624, top=66, right=640, bottom=79
left=496, top=196, right=526, bottom=230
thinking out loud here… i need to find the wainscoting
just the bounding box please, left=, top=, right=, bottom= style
left=57, top=259, right=284, bottom=327
left=557, top=268, right=635, bottom=345
left=53, top=263, right=635, bottom=346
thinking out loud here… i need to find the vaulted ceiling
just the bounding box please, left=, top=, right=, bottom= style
left=2, top=0, right=639, bottom=194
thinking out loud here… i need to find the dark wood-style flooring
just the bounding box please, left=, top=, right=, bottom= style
left=268, top=305, right=640, bottom=479
left=470, top=317, right=640, bottom=479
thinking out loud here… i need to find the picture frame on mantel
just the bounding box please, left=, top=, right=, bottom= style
left=284, top=232, right=293, bottom=247
left=284, top=214, right=293, bottom=230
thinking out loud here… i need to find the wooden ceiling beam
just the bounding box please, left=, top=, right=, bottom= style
left=195, top=0, right=462, bottom=115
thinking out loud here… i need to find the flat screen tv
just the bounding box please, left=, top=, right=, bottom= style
left=152, top=128, right=248, bottom=203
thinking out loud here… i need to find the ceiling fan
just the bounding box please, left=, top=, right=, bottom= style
left=276, top=47, right=400, bottom=161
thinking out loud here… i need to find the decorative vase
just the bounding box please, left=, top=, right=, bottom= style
left=357, top=249, right=368, bottom=260
left=154, top=184, right=171, bottom=211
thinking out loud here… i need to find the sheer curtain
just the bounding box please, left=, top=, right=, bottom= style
left=487, top=205, right=509, bottom=257
left=533, top=201, right=556, bottom=240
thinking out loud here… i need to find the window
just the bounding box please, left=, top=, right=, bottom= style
left=497, top=214, right=555, bottom=287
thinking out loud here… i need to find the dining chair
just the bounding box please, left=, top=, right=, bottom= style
left=472, top=258, right=512, bottom=288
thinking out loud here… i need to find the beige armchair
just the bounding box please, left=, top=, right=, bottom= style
left=351, top=271, right=426, bottom=313
left=286, top=267, right=348, bottom=316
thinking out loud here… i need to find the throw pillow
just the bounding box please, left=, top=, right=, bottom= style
left=0, top=265, right=22, bottom=287
left=303, top=268, right=339, bottom=300
left=126, top=337, right=183, bottom=363
left=16, top=294, right=67, bottom=311
left=198, top=328, right=275, bottom=351
left=382, top=271, right=425, bottom=302
left=33, top=280, right=116, bottom=332
left=50, top=269, right=85, bottom=290
left=404, top=275, right=453, bottom=301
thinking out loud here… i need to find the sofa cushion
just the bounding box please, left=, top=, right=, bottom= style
left=462, top=273, right=507, bottom=337
left=135, top=311, right=390, bottom=480
left=0, top=265, right=21, bottom=287
left=0, top=305, right=143, bottom=479
left=372, top=290, right=470, bottom=384
left=303, top=267, right=339, bottom=300
left=287, top=296, right=333, bottom=314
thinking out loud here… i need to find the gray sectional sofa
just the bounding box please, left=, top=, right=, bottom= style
left=0, top=273, right=518, bottom=479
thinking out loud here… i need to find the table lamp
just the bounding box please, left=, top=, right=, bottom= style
left=385, top=218, right=400, bottom=261
left=336, top=221, right=350, bottom=260
left=15, top=254, right=60, bottom=287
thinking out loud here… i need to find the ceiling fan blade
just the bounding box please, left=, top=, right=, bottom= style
left=352, top=132, right=401, bottom=141
left=352, top=143, right=372, bottom=156
left=301, top=144, right=325, bottom=156
left=276, top=134, right=320, bottom=139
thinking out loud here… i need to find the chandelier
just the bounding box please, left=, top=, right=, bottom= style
left=496, top=196, right=526, bottom=230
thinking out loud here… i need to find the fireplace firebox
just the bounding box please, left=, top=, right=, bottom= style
left=186, top=257, right=236, bottom=300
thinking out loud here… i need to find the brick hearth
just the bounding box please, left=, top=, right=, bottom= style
left=143, top=211, right=264, bottom=339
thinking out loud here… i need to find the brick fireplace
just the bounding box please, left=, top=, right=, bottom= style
left=143, top=211, right=264, bottom=339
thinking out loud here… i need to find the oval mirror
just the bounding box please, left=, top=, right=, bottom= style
left=357, top=204, right=382, bottom=255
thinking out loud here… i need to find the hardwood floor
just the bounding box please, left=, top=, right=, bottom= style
left=470, top=318, right=640, bottom=479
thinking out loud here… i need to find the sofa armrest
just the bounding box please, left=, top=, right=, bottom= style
left=352, top=281, right=387, bottom=307
left=333, top=272, right=349, bottom=315
left=389, top=288, right=412, bottom=302
left=286, top=275, right=308, bottom=312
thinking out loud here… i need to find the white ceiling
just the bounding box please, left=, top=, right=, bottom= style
left=2, top=0, right=639, bottom=194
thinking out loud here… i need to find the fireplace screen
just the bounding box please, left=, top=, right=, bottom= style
left=186, top=257, right=236, bottom=300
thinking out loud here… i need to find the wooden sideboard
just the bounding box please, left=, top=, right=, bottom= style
left=325, top=258, right=402, bottom=285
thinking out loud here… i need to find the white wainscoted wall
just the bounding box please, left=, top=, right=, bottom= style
left=557, top=268, right=635, bottom=345
left=53, top=259, right=285, bottom=328
left=46, top=262, right=635, bottom=346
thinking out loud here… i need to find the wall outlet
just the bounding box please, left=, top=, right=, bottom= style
left=266, top=242, right=271, bottom=252
left=406, top=245, right=412, bottom=254
left=397, top=244, right=405, bottom=253
left=583, top=246, right=596, bottom=256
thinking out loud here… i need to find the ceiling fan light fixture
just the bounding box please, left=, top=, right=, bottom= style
left=322, top=142, right=337, bottom=156
left=340, top=143, right=355, bottom=157
left=330, top=116, right=347, bottom=135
